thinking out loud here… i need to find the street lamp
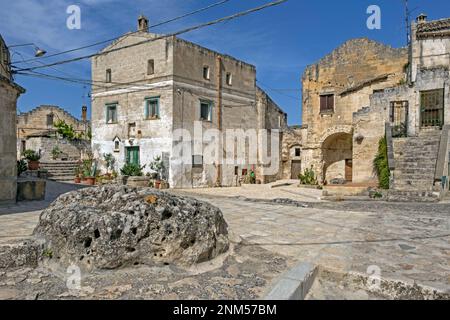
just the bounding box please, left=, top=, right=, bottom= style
left=8, top=43, right=47, bottom=57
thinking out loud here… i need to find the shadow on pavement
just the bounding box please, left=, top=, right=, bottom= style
left=0, top=181, right=88, bottom=215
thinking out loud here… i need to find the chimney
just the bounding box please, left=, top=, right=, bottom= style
left=416, top=13, right=427, bottom=24
left=82, top=105, right=87, bottom=122
left=137, top=15, right=149, bottom=32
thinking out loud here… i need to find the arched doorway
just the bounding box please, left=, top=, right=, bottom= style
left=322, top=132, right=353, bottom=184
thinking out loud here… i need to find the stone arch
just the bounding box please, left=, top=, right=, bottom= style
left=318, top=125, right=353, bottom=146
left=321, top=131, right=353, bottom=184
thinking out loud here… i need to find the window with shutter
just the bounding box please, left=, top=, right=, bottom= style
left=320, top=94, right=334, bottom=113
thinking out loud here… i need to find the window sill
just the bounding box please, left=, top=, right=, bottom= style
left=320, top=110, right=334, bottom=116
left=145, top=117, right=161, bottom=121
left=106, top=122, right=118, bottom=125
left=200, top=119, right=212, bottom=123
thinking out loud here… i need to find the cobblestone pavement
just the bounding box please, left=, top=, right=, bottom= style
left=172, top=189, right=450, bottom=293
left=0, top=184, right=449, bottom=296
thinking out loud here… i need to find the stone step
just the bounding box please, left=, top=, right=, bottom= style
left=48, top=176, right=76, bottom=182
left=388, top=190, right=439, bottom=202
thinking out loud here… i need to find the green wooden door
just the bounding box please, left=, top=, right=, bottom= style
left=126, top=147, right=140, bottom=166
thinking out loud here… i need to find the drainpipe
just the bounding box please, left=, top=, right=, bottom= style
left=215, top=55, right=223, bottom=187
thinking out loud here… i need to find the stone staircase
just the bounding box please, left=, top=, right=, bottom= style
left=40, top=160, right=79, bottom=182
left=388, top=130, right=441, bottom=202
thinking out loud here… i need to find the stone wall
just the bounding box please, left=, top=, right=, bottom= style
left=0, top=35, right=25, bottom=203
left=17, top=105, right=87, bottom=140
left=22, top=137, right=90, bottom=161
left=281, top=127, right=305, bottom=179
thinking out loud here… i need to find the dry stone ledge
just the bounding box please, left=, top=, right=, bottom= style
left=33, top=185, right=229, bottom=271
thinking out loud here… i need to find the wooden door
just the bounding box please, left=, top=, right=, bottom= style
left=291, top=160, right=302, bottom=179
left=126, top=147, right=140, bottom=166
left=345, top=159, right=353, bottom=182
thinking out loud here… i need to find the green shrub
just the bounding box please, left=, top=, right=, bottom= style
left=120, top=163, right=145, bottom=177
left=373, top=136, right=390, bottom=189
left=54, top=120, right=76, bottom=140
left=22, top=149, right=40, bottom=161
left=298, top=167, right=318, bottom=185
left=17, top=159, right=27, bottom=176
left=51, top=146, right=62, bottom=159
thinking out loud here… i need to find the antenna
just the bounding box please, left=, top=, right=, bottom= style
left=405, top=0, right=410, bottom=45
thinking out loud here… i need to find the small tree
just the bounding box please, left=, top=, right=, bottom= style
left=103, top=153, right=116, bottom=174
left=150, top=156, right=165, bottom=180
left=54, top=120, right=76, bottom=140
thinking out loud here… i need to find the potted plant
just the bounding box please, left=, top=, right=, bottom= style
left=85, top=162, right=97, bottom=186
left=73, top=166, right=81, bottom=184
left=23, top=150, right=41, bottom=170
left=120, top=163, right=146, bottom=186
left=103, top=153, right=116, bottom=178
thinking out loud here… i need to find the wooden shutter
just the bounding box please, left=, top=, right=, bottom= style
left=320, top=96, right=327, bottom=112
left=327, top=95, right=334, bottom=110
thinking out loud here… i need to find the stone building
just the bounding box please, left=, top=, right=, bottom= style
left=300, top=38, right=408, bottom=184
left=369, top=14, right=450, bottom=200
left=91, top=16, right=287, bottom=188
left=0, top=35, right=25, bottom=203
left=290, top=14, right=450, bottom=200
left=17, top=105, right=90, bottom=161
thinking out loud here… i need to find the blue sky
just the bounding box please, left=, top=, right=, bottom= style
left=1, top=0, right=449, bottom=125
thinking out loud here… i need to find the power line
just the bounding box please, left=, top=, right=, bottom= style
left=13, top=0, right=287, bottom=73
left=12, top=0, right=233, bottom=65
left=257, top=79, right=301, bottom=101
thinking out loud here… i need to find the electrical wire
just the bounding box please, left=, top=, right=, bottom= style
left=12, top=0, right=233, bottom=65
left=13, top=0, right=287, bottom=73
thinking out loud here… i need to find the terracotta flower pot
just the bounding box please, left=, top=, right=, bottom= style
left=155, top=181, right=161, bottom=189
left=85, top=177, right=96, bottom=185
left=28, top=160, right=40, bottom=171
left=74, top=177, right=81, bottom=184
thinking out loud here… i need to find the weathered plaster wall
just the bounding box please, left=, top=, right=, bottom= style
left=411, top=20, right=450, bottom=83
left=91, top=26, right=286, bottom=188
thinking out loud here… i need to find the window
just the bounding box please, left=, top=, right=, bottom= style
left=46, top=113, right=54, bottom=126
left=203, top=66, right=210, bottom=80
left=295, top=148, right=301, bottom=157
left=145, top=97, right=160, bottom=119
left=320, top=94, right=334, bottom=113
left=192, top=155, right=203, bottom=168
left=420, top=89, right=444, bottom=127
left=200, top=100, right=213, bottom=121
left=106, top=104, right=118, bottom=124
left=147, top=59, right=154, bottom=75
left=106, top=69, right=112, bottom=83
left=226, top=72, right=232, bottom=86
left=234, top=166, right=239, bottom=176
left=21, top=140, right=26, bottom=153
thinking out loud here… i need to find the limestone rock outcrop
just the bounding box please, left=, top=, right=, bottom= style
left=33, top=186, right=229, bottom=271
